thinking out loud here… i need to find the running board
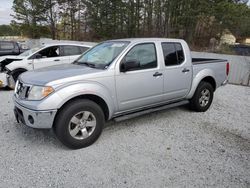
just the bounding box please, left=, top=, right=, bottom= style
left=114, top=100, right=189, bottom=122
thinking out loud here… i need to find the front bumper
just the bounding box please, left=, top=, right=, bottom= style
left=14, top=100, right=57, bottom=129
left=0, top=73, right=8, bottom=88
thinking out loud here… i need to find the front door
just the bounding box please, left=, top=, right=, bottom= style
left=32, top=45, right=69, bottom=69
left=115, top=43, right=164, bottom=112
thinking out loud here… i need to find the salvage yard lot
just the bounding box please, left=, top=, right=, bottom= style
left=0, top=84, right=249, bottom=187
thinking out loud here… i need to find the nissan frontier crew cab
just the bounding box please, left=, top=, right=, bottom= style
left=13, top=38, right=229, bottom=149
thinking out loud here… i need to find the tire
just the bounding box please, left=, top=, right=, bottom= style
left=12, top=70, right=25, bottom=82
left=54, top=99, right=105, bottom=149
left=189, top=81, right=214, bottom=112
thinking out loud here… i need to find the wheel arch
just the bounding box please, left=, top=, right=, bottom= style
left=11, top=68, right=28, bottom=78
left=187, top=69, right=217, bottom=99
left=200, top=76, right=216, bottom=91
left=54, top=94, right=110, bottom=126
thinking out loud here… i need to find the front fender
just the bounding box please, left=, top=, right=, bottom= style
left=57, top=82, right=115, bottom=117
left=26, top=82, right=116, bottom=120
left=186, top=68, right=215, bottom=99
left=6, top=60, right=31, bottom=72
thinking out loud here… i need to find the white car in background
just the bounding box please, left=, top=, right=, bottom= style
left=0, top=43, right=94, bottom=88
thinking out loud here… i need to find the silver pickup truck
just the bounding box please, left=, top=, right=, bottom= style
left=13, top=38, right=229, bottom=149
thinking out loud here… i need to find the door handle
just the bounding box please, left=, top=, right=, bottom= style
left=153, top=72, right=163, bottom=77
left=182, top=68, right=190, bottom=73
left=54, top=59, right=60, bottom=61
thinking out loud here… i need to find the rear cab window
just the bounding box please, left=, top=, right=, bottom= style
left=161, top=42, right=185, bottom=66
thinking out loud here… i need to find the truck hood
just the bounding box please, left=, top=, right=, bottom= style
left=20, top=64, right=103, bottom=86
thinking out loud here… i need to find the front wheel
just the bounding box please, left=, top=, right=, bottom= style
left=189, top=81, right=214, bottom=112
left=54, top=99, right=105, bottom=149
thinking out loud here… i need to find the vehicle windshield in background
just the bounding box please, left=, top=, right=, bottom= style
left=18, top=46, right=43, bottom=57
left=75, top=41, right=129, bottom=69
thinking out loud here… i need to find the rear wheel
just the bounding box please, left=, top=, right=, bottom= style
left=189, top=81, right=214, bottom=112
left=54, top=99, right=105, bottom=149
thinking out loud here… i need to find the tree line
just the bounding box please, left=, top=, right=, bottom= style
left=8, top=0, right=250, bottom=47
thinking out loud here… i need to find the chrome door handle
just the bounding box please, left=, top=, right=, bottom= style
left=54, top=59, right=60, bottom=61
left=182, top=68, right=190, bottom=73
left=153, top=72, right=163, bottom=77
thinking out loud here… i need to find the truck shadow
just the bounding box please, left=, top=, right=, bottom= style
left=104, top=105, right=190, bottom=129
left=12, top=122, right=69, bottom=150
left=0, top=87, right=12, bottom=91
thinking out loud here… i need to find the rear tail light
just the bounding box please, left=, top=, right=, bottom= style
left=226, top=62, right=230, bottom=76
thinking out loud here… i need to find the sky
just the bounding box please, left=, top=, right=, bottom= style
left=0, top=0, right=14, bottom=25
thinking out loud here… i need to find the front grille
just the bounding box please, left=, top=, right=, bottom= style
left=15, top=81, right=30, bottom=99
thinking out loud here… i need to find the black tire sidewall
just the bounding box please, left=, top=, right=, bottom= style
left=190, top=81, right=214, bottom=112
left=54, top=99, right=105, bottom=149
left=12, top=71, right=24, bottom=82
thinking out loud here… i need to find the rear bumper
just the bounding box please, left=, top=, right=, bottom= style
left=14, top=100, right=57, bottom=129
left=221, top=79, right=228, bottom=86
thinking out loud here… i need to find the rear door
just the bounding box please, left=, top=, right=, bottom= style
left=161, top=42, right=192, bottom=101
left=115, top=43, right=164, bottom=111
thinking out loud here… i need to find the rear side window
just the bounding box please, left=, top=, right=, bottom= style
left=161, top=43, right=185, bottom=66
left=61, top=45, right=82, bottom=56
left=79, top=46, right=89, bottom=53
left=0, top=42, right=14, bottom=50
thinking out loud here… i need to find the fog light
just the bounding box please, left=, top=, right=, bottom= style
left=28, top=115, right=34, bottom=124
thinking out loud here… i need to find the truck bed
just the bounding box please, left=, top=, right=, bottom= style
left=192, top=58, right=227, bottom=65
left=192, top=58, right=228, bottom=90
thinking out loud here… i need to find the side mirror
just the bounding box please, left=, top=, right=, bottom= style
left=120, top=59, right=140, bottom=72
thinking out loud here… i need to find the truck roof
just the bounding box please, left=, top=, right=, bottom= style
left=41, top=42, right=94, bottom=48
left=108, top=38, right=186, bottom=43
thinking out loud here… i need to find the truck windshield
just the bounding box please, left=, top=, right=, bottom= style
left=74, top=41, right=129, bottom=69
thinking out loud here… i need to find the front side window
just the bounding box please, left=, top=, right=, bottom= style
left=122, top=43, right=157, bottom=71
left=162, top=43, right=185, bottom=66
left=75, top=41, right=129, bottom=69
left=19, top=46, right=43, bottom=57
left=32, top=46, right=60, bottom=59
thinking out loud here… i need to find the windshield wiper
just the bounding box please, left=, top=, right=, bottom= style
left=74, top=61, right=96, bottom=68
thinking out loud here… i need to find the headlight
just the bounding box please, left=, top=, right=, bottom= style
left=27, top=85, right=54, bottom=100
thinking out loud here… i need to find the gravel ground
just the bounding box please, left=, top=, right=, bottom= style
left=0, top=84, right=249, bottom=188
